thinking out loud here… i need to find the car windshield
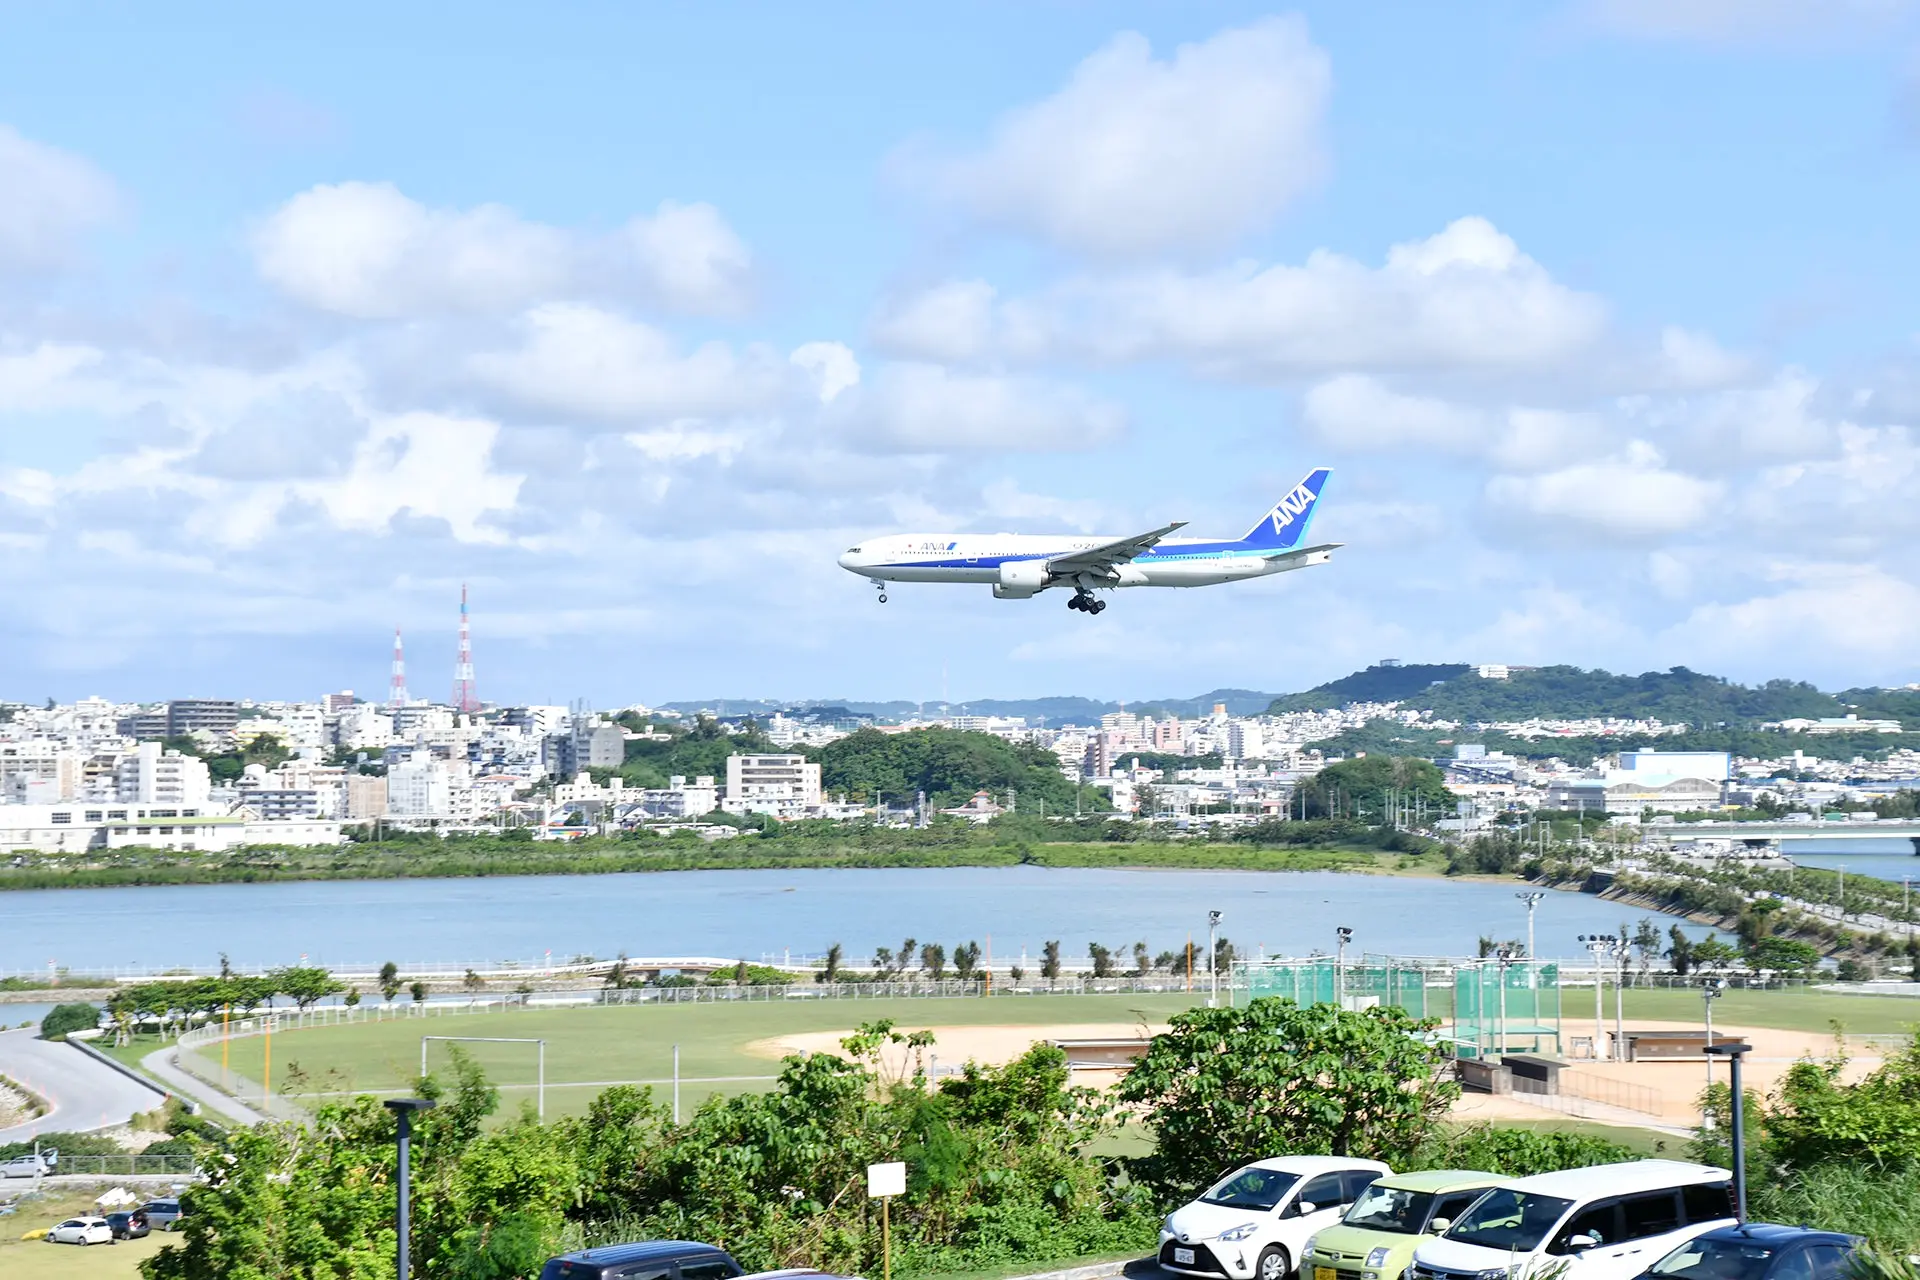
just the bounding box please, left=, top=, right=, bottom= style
left=1343, top=1186, right=1438, bottom=1235
left=1201, top=1168, right=1301, bottom=1211
left=1445, top=1190, right=1575, bottom=1252
left=1649, top=1238, right=1777, bottom=1280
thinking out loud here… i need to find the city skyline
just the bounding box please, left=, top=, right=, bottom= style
left=6, top=3, right=1920, bottom=702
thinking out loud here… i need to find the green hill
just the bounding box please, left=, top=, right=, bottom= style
left=1271, top=663, right=1906, bottom=730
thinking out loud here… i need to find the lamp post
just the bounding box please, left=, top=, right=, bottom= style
left=1515, top=891, right=1545, bottom=960
left=1335, top=926, right=1353, bottom=1010
left=384, top=1098, right=437, bottom=1280
left=1701, top=978, right=1725, bottom=1087
left=1703, top=1042, right=1752, bottom=1222
left=1578, top=934, right=1618, bottom=1060
left=1207, top=910, right=1222, bottom=1008
left=1494, top=946, right=1514, bottom=1057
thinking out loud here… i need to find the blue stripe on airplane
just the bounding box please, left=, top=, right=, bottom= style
left=874, top=544, right=1275, bottom=571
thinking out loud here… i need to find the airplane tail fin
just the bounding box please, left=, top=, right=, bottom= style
left=1238, top=468, right=1330, bottom=551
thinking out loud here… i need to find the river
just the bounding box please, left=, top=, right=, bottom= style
left=0, top=866, right=1716, bottom=979
left=1786, top=837, right=1920, bottom=885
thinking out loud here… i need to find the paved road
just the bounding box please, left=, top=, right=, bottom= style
left=0, top=1028, right=168, bottom=1141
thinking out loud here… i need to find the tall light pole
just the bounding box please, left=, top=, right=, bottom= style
left=1335, top=926, right=1353, bottom=1010
left=1207, top=910, right=1222, bottom=1009
left=1703, top=1042, right=1752, bottom=1221
left=1494, top=946, right=1513, bottom=1057
left=1701, top=977, right=1725, bottom=1087
left=1578, top=934, right=1617, bottom=1060
left=384, top=1098, right=437, bottom=1280
left=1515, top=891, right=1545, bottom=960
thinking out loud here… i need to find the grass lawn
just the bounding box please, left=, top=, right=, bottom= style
left=1617, top=986, right=1920, bottom=1036
left=0, top=1191, right=179, bottom=1280
left=186, top=992, right=1206, bottom=1121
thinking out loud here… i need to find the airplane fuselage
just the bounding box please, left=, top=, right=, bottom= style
left=838, top=534, right=1331, bottom=588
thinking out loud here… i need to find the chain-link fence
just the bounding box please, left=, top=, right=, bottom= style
left=1453, top=959, right=1561, bottom=1058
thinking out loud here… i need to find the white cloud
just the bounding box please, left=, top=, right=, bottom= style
left=870, top=280, right=997, bottom=363
left=878, top=218, right=1609, bottom=376
left=1675, top=563, right=1920, bottom=660
left=252, top=182, right=751, bottom=318
left=832, top=362, right=1125, bottom=454
left=0, top=125, right=118, bottom=272
left=790, top=341, right=861, bottom=404
left=466, top=304, right=788, bottom=422
left=0, top=342, right=106, bottom=409
left=1301, top=374, right=1600, bottom=470
left=1486, top=440, right=1722, bottom=537
left=916, top=16, right=1330, bottom=254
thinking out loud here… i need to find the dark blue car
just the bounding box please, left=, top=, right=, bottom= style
left=1638, top=1223, right=1862, bottom=1280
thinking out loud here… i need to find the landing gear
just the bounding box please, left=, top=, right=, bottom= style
left=1067, top=592, right=1106, bottom=614
left=871, top=579, right=888, bottom=604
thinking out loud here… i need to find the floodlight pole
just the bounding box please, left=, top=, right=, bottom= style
left=385, top=1098, right=437, bottom=1280
left=1578, top=935, right=1614, bottom=1060
left=1335, top=926, right=1353, bottom=1011
left=1703, top=1043, right=1752, bottom=1222
left=1207, top=910, right=1222, bottom=1008
left=1701, top=978, right=1725, bottom=1087
left=1515, top=891, right=1545, bottom=963
left=1494, top=947, right=1512, bottom=1057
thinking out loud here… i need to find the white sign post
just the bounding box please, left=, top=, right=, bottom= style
left=867, top=1161, right=906, bottom=1280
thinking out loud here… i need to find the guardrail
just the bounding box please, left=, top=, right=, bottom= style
left=1511, top=1068, right=1664, bottom=1118
left=41, top=1153, right=198, bottom=1177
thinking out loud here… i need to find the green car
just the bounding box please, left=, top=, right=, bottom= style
left=1301, top=1170, right=1506, bottom=1280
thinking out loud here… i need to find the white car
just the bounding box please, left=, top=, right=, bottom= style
left=1161, top=1156, right=1393, bottom=1280
left=1411, top=1160, right=1735, bottom=1280
left=47, top=1216, right=114, bottom=1245
left=0, top=1153, right=51, bottom=1178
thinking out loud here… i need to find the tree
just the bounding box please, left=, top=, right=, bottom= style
left=1213, top=934, right=1235, bottom=974
left=40, top=1002, right=100, bottom=1041
left=1746, top=936, right=1821, bottom=976
left=1088, top=942, right=1116, bottom=979
left=409, top=980, right=428, bottom=1004
left=1632, top=918, right=1663, bottom=981
left=1295, top=755, right=1453, bottom=821
left=952, top=941, right=981, bottom=983
left=1008, top=964, right=1026, bottom=983
left=896, top=937, right=917, bottom=976
left=606, top=955, right=629, bottom=990
left=1691, top=938, right=1738, bottom=972
left=920, top=943, right=946, bottom=980
left=463, top=969, right=486, bottom=993
left=1133, top=941, right=1151, bottom=977
left=1119, top=997, right=1459, bottom=1197
left=343, top=988, right=361, bottom=1008
left=733, top=958, right=751, bottom=986
left=268, top=966, right=344, bottom=1012
left=873, top=946, right=894, bottom=972
left=819, top=942, right=843, bottom=984
left=1040, top=940, right=1062, bottom=986
left=379, top=960, right=401, bottom=1004
left=1667, top=925, right=1695, bottom=976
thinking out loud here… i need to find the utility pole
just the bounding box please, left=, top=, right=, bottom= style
left=1335, top=926, right=1353, bottom=1010
left=1515, top=890, right=1546, bottom=960
left=385, top=1098, right=437, bottom=1280
left=1578, top=934, right=1616, bottom=1060
left=1702, top=978, right=1725, bottom=1088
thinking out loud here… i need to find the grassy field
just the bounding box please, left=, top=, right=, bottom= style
left=186, top=992, right=1207, bottom=1120
left=0, top=1191, right=177, bottom=1280
left=164, top=983, right=1920, bottom=1124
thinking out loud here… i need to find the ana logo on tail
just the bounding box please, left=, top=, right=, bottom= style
left=1270, top=481, right=1318, bottom=534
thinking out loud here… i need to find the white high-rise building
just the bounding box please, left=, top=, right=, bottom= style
left=115, top=742, right=211, bottom=807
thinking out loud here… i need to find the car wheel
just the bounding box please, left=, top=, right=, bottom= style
left=1258, top=1245, right=1292, bottom=1280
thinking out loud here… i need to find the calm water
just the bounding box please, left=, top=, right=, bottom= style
left=0, top=866, right=1714, bottom=976
left=1788, top=838, right=1920, bottom=884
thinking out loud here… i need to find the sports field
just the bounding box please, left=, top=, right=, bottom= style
left=185, top=992, right=1206, bottom=1120
left=177, top=985, right=1919, bottom=1124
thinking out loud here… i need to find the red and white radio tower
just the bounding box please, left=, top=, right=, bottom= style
left=453, top=584, right=479, bottom=714
left=388, top=628, right=409, bottom=711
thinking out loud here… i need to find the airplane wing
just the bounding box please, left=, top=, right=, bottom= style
left=1045, top=521, right=1187, bottom=578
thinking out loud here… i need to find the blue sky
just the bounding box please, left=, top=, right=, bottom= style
left=5, top=1, right=1920, bottom=706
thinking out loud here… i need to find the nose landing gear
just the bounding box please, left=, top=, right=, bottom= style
left=870, top=579, right=888, bottom=604
left=1068, top=591, right=1106, bottom=614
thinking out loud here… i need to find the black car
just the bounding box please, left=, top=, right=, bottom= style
left=106, top=1210, right=150, bottom=1241
left=1639, top=1223, right=1863, bottom=1280
left=541, top=1240, right=746, bottom=1280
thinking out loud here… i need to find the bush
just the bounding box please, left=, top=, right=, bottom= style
left=39, top=1001, right=100, bottom=1041
left=1424, top=1124, right=1637, bottom=1176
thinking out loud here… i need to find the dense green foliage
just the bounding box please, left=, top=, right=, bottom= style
left=1690, top=1034, right=1920, bottom=1250
left=815, top=727, right=1100, bottom=810
left=39, top=1000, right=101, bottom=1040
left=143, top=1030, right=1154, bottom=1280
left=1117, top=998, right=1459, bottom=1197
left=1309, top=719, right=1920, bottom=763
left=1270, top=664, right=1473, bottom=712
left=1293, top=756, right=1453, bottom=821
left=1422, top=1125, right=1636, bottom=1176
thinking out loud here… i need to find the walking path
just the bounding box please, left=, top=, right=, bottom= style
left=0, top=1027, right=168, bottom=1141
left=138, top=1044, right=272, bottom=1127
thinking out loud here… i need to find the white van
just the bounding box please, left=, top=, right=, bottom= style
left=1411, top=1160, right=1735, bottom=1280
left=1160, top=1156, right=1392, bottom=1280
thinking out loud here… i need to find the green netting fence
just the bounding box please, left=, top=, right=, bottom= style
left=1452, top=959, right=1561, bottom=1058
left=1238, top=957, right=1436, bottom=1018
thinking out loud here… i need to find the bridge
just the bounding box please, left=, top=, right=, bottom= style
left=1655, top=820, right=1920, bottom=853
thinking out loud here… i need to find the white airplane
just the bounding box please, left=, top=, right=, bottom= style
left=838, top=468, right=1337, bottom=614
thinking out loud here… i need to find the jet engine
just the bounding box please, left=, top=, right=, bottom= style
left=993, top=560, right=1048, bottom=599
